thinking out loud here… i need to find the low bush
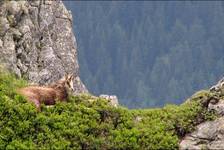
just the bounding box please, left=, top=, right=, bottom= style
left=0, top=70, right=216, bottom=149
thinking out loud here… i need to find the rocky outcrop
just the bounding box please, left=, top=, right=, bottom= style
left=99, top=94, right=119, bottom=107
left=180, top=117, right=224, bottom=149
left=0, top=0, right=87, bottom=94
left=180, top=82, right=224, bottom=149
left=210, top=77, right=224, bottom=93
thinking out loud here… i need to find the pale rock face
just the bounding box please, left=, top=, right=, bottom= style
left=180, top=117, right=224, bottom=150
left=180, top=97, right=224, bottom=150
left=210, top=77, right=224, bottom=94
left=100, top=94, right=119, bottom=107
left=209, top=100, right=224, bottom=116
left=0, top=39, right=3, bottom=47
left=0, top=0, right=87, bottom=94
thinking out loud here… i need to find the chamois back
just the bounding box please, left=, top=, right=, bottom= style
left=17, top=74, right=74, bottom=111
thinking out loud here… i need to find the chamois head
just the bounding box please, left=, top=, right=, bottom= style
left=63, top=74, right=75, bottom=92
left=49, top=74, right=75, bottom=94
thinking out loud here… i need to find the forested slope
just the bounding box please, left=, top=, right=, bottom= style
left=64, top=1, right=224, bottom=108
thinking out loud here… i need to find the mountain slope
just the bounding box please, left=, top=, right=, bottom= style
left=0, top=69, right=217, bottom=149
left=1, top=1, right=224, bottom=149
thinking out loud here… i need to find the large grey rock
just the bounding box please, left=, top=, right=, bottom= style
left=180, top=98, right=224, bottom=150
left=210, top=77, right=224, bottom=96
left=180, top=117, right=224, bottom=150
left=0, top=0, right=87, bottom=94
left=209, top=100, right=224, bottom=116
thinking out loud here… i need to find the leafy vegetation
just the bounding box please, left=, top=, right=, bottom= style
left=64, top=1, right=224, bottom=108
left=0, top=69, right=217, bottom=149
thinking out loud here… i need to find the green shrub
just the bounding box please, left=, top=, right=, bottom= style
left=0, top=70, right=216, bottom=149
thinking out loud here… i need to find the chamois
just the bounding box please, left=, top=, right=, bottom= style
left=17, top=74, right=74, bottom=111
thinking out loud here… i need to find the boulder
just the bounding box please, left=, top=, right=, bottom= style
left=100, top=94, right=119, bottom=107
left=180, top=117, right=224, bottom=150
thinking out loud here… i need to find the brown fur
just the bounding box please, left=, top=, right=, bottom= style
left=17, top=74, right=74, bottom=111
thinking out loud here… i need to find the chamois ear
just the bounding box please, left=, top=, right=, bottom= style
left=71, top=74, right=75, bottom=80
left=63, top=74, right=68, bottom=80
left=72, top=75, right=75, bottom=80
left=67, top=74, right=74, bottom=81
